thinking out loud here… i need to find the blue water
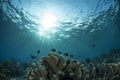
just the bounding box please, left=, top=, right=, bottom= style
left=0, top=0, right=120, bottom=62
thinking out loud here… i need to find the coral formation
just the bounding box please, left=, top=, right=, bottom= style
left=87, top=48, right=120, bottom=80
left=25, top=52, right=89, bottom=80
left=25, top=49, right=120, bottom=80
left=1, top=49, right=120, bottom=80
left=88, top=62, right=120, bottom=80
left=0, top=59, right=29, bottom=80
left=0, top=60, right=21, bottom=79
left=92, top=48, right=120, bottom=64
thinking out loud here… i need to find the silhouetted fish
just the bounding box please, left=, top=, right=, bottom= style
left=70, top=55, right=73, bottom=58
left=58, top=51, right=62, bottom=54
left=37, top=50, right=40, bottom=54
left=30, top=55, right=37, bottom=59
left=51, top=48, right=56, bottom=52
left=92, top=44, right=95, bottom=47
left=64, top=53, right=69, bottom=56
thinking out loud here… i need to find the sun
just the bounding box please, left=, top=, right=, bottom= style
left=38, top=13, right=58, bottom=39
left=41, top=14, right=57, bottom=28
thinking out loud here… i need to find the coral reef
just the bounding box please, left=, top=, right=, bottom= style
left=25, top=49, right=120, bottom=80
left=0, top=60, right=20, bottom=79
left=92, top=48, right=120, bottom=64
left=25, top=52, right=89, bottom=80
left=87, top=48, right=120, bottom=80
left=88, top=62, right=120, bottom=80
left=0, top=59, right=29, bottom=80
left=1, top=49, right=120, bottom=80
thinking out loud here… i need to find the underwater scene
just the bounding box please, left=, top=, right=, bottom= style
left=0, top=0, right=120, bottom=80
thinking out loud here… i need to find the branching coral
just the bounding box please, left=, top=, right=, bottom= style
left=92, top=49, right=120, bottom=64
left=25, top=49, right=120, bottom=80
left=0, top=60, right=27, bottom=80
left=0, top=68, right=10, bottom=80
left=88, top=62, right=120, bottom=80
left=88, top=48, right=120, bottom=80
left=25, top=52, right=89, bottom=80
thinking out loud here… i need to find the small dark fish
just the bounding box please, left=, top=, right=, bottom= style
left=58, top=51, right=62, bottom=54
left=85, top=58, right=91, bottom=63
left=30, top=55, right=37, bottom=59
left=37, top=50, right=40, bottom=54
left=92, top=44, right=95, bottom=47
left=51, top=48, right=56, bottom=52
left=64, top=53, right=69, bottom=56
left=70, top=55, right=73, bottom=58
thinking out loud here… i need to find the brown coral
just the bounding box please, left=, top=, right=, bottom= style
left=88, top=62, right=120, bottom=80
left=25, top=52, right=88, bottom=80
left=25, top=50, right=120, bottom=80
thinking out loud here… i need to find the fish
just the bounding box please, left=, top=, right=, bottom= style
left=37, top=50, right=40, bottom=54
left=70, top=55, right=73, bottom=58
left=30, top=55, right=37, bottom=59
left=64, top=53, right=69, bottom=56
left=58, top=51, right=62, bottom=54
left=51, top=48, right=56, bottom=52
left=92, top=44, right=95, bottom=47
